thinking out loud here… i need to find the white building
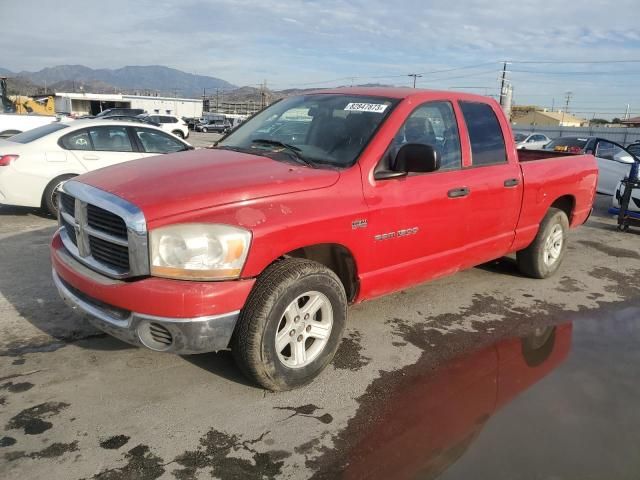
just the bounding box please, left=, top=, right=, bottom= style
left=55, top=92, right=203, bottom=118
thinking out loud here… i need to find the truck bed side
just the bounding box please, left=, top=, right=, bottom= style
left=511, top=153, right=598, bottom=252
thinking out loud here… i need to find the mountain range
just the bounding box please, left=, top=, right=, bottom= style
left=1, top=65, right=236, bottom=98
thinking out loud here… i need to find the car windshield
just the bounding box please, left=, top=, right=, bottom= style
left=217, top=94, right=397, bottom=168
left=545, top=137, right=588, bottom=152
left=8, top=123, right=69, bottom=143
left=514, top=133, right=527, bottom=142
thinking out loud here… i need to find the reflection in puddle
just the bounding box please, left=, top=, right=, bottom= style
left=310, top=324, right=572, bottom=479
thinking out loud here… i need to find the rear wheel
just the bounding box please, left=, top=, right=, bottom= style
left=42, top=174, right=76, bottom=216
left=201, top=127, right=208, bottom=133
left=172, top=130, right=184, bottom=139
left=232, top=258, right=347, bottom=391
left=516, top=208, right=569, bottom=279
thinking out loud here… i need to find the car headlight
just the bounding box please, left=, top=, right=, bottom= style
left=149, top=224, right=251, bottom=280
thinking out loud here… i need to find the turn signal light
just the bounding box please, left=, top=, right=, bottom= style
left=0, top=155, right=18, bottom=166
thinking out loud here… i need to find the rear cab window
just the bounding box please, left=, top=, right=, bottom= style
left=459, top=101, right=507, bottom=166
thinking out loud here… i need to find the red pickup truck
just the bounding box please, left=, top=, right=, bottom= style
left=51, top=88, right=597, bottom=390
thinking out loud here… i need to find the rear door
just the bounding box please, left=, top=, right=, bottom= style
left=457, top=101, right=523, bottom=267
left=61, top=125, right=141, bottom=171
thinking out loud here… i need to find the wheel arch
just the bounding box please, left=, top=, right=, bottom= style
left=41, top=172, right=79, bottom=207
left=279, top=243, right=359, bottom=303
left=549, top=195, right=576, bottom=224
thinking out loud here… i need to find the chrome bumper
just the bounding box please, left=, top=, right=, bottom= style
left=52, top=270, right=239, bottom=354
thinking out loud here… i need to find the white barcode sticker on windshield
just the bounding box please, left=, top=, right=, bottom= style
left=344, top=103, right=388, bottom=113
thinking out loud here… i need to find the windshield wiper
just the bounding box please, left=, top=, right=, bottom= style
left=250, top=139, right=315, bottom=167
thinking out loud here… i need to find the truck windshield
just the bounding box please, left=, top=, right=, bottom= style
left=217, top=94, right=397, bottom=168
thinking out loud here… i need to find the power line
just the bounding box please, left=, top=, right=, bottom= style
left=511, top=69, right=640, bottom=75
left=508, top=59, right=640, bottom=64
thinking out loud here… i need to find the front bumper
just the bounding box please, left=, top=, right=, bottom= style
left=53, top=270, right=238, bottom=354
left=51, top=230, right=255, bottom=354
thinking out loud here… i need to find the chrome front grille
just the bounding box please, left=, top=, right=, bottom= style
left=57, top=182, right=149, bottom=279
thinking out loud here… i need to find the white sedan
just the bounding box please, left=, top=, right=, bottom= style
left=514, top=132, right=551, bottom=150
left=0, top=119, right=193, bottom=215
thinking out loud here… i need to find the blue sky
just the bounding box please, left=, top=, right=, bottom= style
left=5, top=0, right=640, bottom=118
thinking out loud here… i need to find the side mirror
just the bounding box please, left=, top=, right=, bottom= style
left=394, top=143, right=440, bottom=173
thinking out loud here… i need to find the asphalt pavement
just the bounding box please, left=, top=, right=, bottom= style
left=1, top=194, right=640, bottom=479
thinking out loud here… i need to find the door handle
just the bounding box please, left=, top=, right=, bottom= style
left=504, top=178, right=520, bottom=187
left=82, top=154, right=99, bottom=160
left=448, top=187, right=470, bottom=198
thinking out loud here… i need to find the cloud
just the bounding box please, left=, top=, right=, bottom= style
left=4, top=0, right=640, bottom=116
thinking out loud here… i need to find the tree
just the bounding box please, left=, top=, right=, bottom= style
left=590, top=118, right=609, bottom=125
left=612, top=117, right=622, bottom=124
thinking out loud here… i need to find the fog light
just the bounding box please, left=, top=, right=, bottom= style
left=137, top=321, right=174, bottom=351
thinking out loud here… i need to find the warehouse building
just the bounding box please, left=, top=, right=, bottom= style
left=55, top=92, right=203, bottom=118
left=512, top=109, right=587, bottom=127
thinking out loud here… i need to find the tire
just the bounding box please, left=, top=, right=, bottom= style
left=521, top=326, right=556, bottom=367
left=172, top=130, right=184, bottom=139
left=516, top=208, right=569, bottom=279
left=202, top=127, right=208, bottom=133
left=232, top=258, right=347, bottom=391
left=42, top=174, right=76, bottom=216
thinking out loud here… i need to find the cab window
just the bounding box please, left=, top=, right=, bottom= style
left=459, top=101, right=507, bottom=166
left=385, top=101, right=462, bottom=172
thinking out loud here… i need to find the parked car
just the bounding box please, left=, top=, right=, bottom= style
left=137, top=114, right=189, bottom=139
left=96, top=108, right=146, bottom=118
left=51, top=88, right=596, bottom=390
left=544, top=136, right=635, bottom=195
left=183, top=117, right=203, bottom=131
left=196, top=117, right=232, bottom=133
left=0, top=119, right=193, bottom=215
left=514, top=132, right=551, bottom=150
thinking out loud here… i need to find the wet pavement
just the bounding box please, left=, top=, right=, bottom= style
left=1, top=194, right=640, bottom=479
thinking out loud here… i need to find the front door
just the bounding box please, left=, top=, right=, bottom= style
left=361, top=101, right=469, bottom=296
left=594, top=140, right=635, bottom=195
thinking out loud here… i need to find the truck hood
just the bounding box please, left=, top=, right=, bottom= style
left=77, top=149, right=340, bottom=221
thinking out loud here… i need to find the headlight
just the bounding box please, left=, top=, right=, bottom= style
left=150, top=224, right=251, bottom=280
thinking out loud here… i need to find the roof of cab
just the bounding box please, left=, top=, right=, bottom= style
left=307, top=86, right=494, bottom=104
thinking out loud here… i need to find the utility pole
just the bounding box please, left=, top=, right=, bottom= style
left=499, top=62, right=511, bottom=108
left=551, top=98, right=555, bottom=112
left=408, top=73, right=422, bottom=88
left=260, top=80, right=268, bottom=109
left=560, top=91, right=572, bottom=126
left=216, top=88, right=220, bottom=112
left=625, top=104, right=630, bottom=120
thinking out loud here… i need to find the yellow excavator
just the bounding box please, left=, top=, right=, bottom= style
left=0, top=77, right=55, bottom=115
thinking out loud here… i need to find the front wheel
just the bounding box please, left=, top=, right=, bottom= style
left=42, top=174, right=76, bottom=216
left=232, top=258, right=347, bottom=391
left=201, top=127, right=208, bottom=133
left=516, top=208, right=569, bottom=279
